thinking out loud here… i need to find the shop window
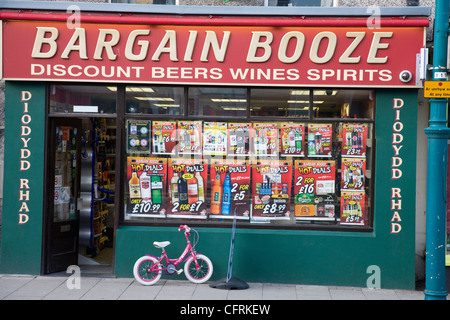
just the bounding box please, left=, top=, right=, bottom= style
left=188, top=87, right=247, bottom=117
left=250, top=88, right=310, bottom=118
left=49, top=85, right=117, bottom=114
left=125, top=86, right=183, bottom=115
left=313, top=89, right=374, bottom=119
left=122, top=86, right=374, bottom=231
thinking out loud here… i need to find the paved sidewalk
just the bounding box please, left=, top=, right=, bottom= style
left=0, top=273, right=427, bottom=300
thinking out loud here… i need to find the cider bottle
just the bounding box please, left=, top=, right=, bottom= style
left=221, top=171, right=232, bottom=215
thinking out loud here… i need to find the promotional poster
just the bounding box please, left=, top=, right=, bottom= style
left=152, top=120, right=177, bottom=155
left=177, top=121, right=202, bottom=155
left=342, top=123, right=368, bottom=158
left=227, top=122, right=251, bottom=156
left=294, top=160, right=336, bottom=219
left=340, top=191, right=366, bottom=226
left=251, top=160, right=292, bottom=220
left=280, top=123, right=305, bottom=157
left=341, top=157, right=366, bottom=191
left=167, top=158, right=208, bottom=218
left=203, top=121, right=228, bottom=156
left=126, top=120, right=151, bottom=154
left=209, top=159, right=251, bottom=219
left=252, top=122, right=278, bottom=157
left=307, top=123, right=332, bottom=157
left=126, top=157, right=167, bottom=218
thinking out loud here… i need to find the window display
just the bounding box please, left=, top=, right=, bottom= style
left=124, top=86, right=374, bottom=230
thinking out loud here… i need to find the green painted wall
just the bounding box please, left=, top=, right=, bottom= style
left=115, top=89, right=419, bottom=290
left=0, top=82, right=46, bottom=275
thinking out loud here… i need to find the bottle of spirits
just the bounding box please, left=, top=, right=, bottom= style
left=177, top=170, right=189, bottom=205
left=151, top=175, right=163, bottom=204
left=139, top=171, right=151, bottom=201
left=129, top=171, right=141, bottom=199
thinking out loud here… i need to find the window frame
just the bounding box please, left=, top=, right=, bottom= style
left=120, top=85, right=375, bottom=233
left=47, top=83, right=375, bottom=233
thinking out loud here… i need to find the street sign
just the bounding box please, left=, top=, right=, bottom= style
left=424, top=81, right=450, bottom=98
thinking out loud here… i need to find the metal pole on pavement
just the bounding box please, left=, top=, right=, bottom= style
left=424, top=0, right=450, bottom=300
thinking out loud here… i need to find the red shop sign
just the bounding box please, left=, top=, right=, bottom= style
left=2, top=20, right=425, bottom=87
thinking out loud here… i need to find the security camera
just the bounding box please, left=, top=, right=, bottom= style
left=399, top=70, right=412, bottom=83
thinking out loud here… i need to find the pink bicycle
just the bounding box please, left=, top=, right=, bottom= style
left=133, top=225, right=213, bottom=285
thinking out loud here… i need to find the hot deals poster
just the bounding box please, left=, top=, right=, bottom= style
left=341, top=158, right=366, bottom=191
left=294, top=160, right=336, bottom=218
left=209, top=159, right=251, bottom=219
left=167, top=158, right=208, bottom=218
left=342, top=123, right=368, bottom=158
left=252, top=122, right=278, bottom=156
left=126, top=157, right=167, bottom=217
left=280, top=123, right=305, bottom=157
left=228, top=123, right=251, bottom=156
left=340, top=191, right=366, bottom=226
left=307, top=124, right=332, bottom=157
left=177, top=121, right=202, bottom=155
left=152, top=121, right=177, bottom=155
left=251, top=160, right=292, bottom=220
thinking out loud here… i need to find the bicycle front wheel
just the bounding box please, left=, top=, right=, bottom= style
left=184, top=254, right=213, bottom=284
left=133, top=256, right=162, bottom=286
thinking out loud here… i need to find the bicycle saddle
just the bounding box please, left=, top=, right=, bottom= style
left=153, top=241, right=170, bottom=248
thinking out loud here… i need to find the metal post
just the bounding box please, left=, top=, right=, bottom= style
left=424, top=0, right=450, bottom=300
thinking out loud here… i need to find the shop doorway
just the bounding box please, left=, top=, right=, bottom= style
left=44, top=117, right=116, bottom=275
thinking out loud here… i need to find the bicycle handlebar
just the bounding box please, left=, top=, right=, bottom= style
left=178, top=225, right=191, bottom=233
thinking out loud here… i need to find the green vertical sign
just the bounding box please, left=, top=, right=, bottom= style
left=374, top=89, right=418, bottom=289
left=0, top=82, right=46, bottom=274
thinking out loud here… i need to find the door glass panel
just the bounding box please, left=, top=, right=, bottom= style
left=54, top=125, right=79, bottom=222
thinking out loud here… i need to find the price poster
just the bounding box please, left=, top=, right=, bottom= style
left=307, top=123, right=332, bottom=157
left=152, top=121, right=177, bottom=155
left=341, top=158, right=366, bottom=191
left=126, top=157, right=167, bottom=218
left=167, top=158, right=208, bottom=219
left=228, top=122, right=251, bottom=156
left=340, top=191, right=366, bottom=226
left=294, top=160, right=336, bottom=218
left=342, top=124, right=368, bottom=157
left=126, top=120, right=151, bottom=154
left=209, top=159, right=251, bottom=220
left=203, top=122, right=228, bottom=156
left=177, top=121, right=202, bottom=155
left=252, top=122, right=278, bottom=156
left=251, top=160, right=292, bottom=220
left=280, top=123, right=305, bottom=157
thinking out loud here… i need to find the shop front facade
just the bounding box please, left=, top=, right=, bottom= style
left=0, top=3, right=430, bottom=289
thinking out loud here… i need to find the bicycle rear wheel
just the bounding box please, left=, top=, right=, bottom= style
left=133, top=256, right=162, bottom=286
left=184, top=254, right=213, bottom=284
